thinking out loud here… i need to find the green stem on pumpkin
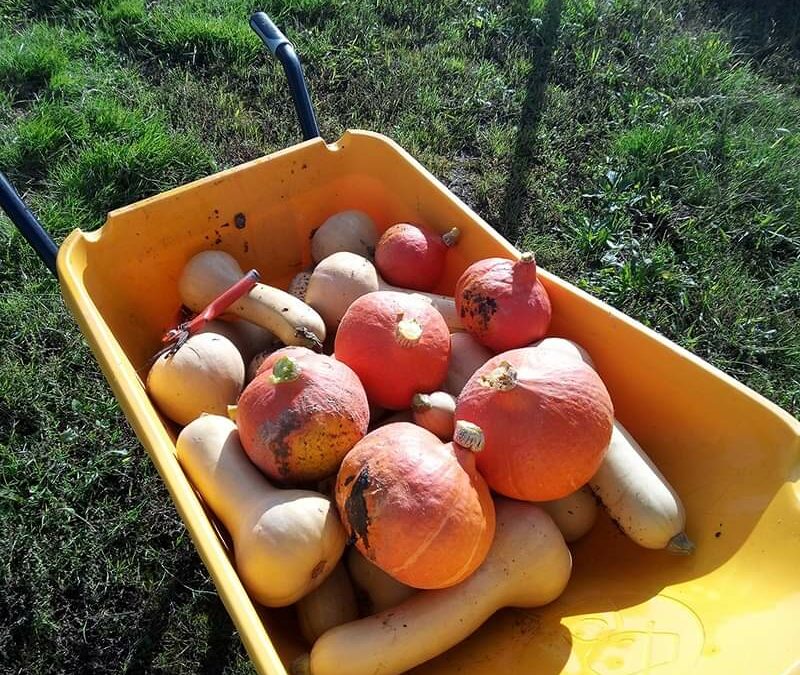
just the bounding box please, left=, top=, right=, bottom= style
left=270, top=356, right=302, bottom=384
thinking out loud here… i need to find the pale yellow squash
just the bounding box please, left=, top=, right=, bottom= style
left=302, top=499, right=571, bottom=675
left=179, top=251, right=325, bottom=348
left=147, top=332, right=244, bottom=426
left=175, top=415, right=346, bottom=607
left=346, top=547, right=415, bottom=614
left=304, top=252, right=460, bottom=332
left=539, top=486, right=598, bottom=542
left=533, top=337, right=693, bottom=553
left=296, top=562, right=359, bottom=644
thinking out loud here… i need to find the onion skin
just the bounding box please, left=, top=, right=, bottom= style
left=412, top=391, right=456, bottom=440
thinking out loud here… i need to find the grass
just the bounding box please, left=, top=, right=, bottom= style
left=1, top=0, right=798, bottom=671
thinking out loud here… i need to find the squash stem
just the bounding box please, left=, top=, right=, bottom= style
left=478, top=361, right=517, bottom=391
left=666, top=531, right=696, bottom=555
left=441, top=227, right=460, bottom=247
left=270, top=356, right=302, bottom=384
left=454, top=420, right=485, bottom=452
left=411, top=393, right=432, bottom=411
left=395, top=317, right=423, bottom=347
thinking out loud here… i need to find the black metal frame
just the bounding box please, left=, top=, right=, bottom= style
left=0, top=12, right=319, bottom=278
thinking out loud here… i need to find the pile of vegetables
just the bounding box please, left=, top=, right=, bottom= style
left=147, top=210, right=693, bottom=675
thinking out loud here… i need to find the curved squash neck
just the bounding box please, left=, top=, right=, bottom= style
left=186, top=423, right=277, bottom=532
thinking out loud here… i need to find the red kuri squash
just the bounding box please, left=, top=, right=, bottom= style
left=335, top=422, right=495, bottom=589
left=455, top=347, right=613, bottom=501
left=375, top=223, right=459, bottom=292
left=334, top=291, right=450, bottom=409
left=455, top=253, right=551, bottom=352
left=237, top=349, right=369, bottom=483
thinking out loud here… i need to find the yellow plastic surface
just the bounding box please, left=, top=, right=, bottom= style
left=57, top=130, right=800, bottom=675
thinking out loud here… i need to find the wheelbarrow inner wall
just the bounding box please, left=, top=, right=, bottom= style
left=58, top=130, right=800, bottom=675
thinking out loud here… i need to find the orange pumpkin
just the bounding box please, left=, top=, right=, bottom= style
left=455, top=253, right=551, bottom=352
left=455, top=347, right=613, bottom=501
left=375, top=223, right=459, bottom=291
left=335, top=422, right=495, bottom=589
left=237, top=349, right=369, bottom=483
left=334, top=291, right=450, bottom=409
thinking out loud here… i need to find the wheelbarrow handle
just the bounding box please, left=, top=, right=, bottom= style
left=250, top=12, right=320, bottom=141
left=0, top=171, right=58, bottom=276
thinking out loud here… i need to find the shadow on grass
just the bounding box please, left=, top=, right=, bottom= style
left=199, top=594, right=239, bottom=675
left=711, top=0, right=799, bottom=53
left=500, top=0, right=563, bottom=244
left=124, top=558, right=237, bottom=674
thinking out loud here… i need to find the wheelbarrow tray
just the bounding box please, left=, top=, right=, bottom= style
left=57, top=130, right=800, bottom=675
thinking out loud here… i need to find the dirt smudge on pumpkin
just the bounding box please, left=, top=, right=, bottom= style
left=460, top=288, right=498, bottom=331
left=345, top=465, right=372, bottom=549
left=260, top=407, right=306, bottom=480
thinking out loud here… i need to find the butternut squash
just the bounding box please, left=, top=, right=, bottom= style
left=444, top=332, right=493, bottom=395
left=302, top=499, right=571, bottom=675
left=530, top=336, right=594, bottom=366
left=311, top=210, right=378, bottom=262
left=176, top=415, right=346, bottom=606
left=533, top=337, right=693, bottom=553
left=147, top=332, right=244, bottom=426
left=304, top=252, right=461, bottom=332
left=198, top=318, right=275, bottom=363
left=288, top=270, right=312, bottom=301
left=539, top=486, right=598, bottom=542
left=296, top=562, right=359, bottom=644
left=179, top=251, right=326, bottom=349
left=346, top=547, right=415, bottom=614
left=590, top=423, right=693, bottom=553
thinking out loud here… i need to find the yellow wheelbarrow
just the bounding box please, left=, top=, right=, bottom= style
left=2, top=12, right=799, bottom=675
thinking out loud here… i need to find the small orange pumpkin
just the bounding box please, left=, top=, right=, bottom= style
left=455, top=347, right=613, bottom=501
left=334, top=291, right=450, bottom=409
left=455, top=252, right=551, bottom=352
left=375, top=223, right=459, bottom=291
left=335, top=422, right=495, bottom=589
left=237, top=348, right=369, bottom=483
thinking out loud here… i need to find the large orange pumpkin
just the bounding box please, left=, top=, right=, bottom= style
left=335, top=422, right=495, bottom=589
left=237, top=348, right=369, bottom=483
left=455, top=347, right=614, bottom=501
left=334, top=291, right=450, bottom=409
left=455, top=252, right=551, bottom=352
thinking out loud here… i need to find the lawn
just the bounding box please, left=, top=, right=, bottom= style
left=1, top=0, right=798, bottom=672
